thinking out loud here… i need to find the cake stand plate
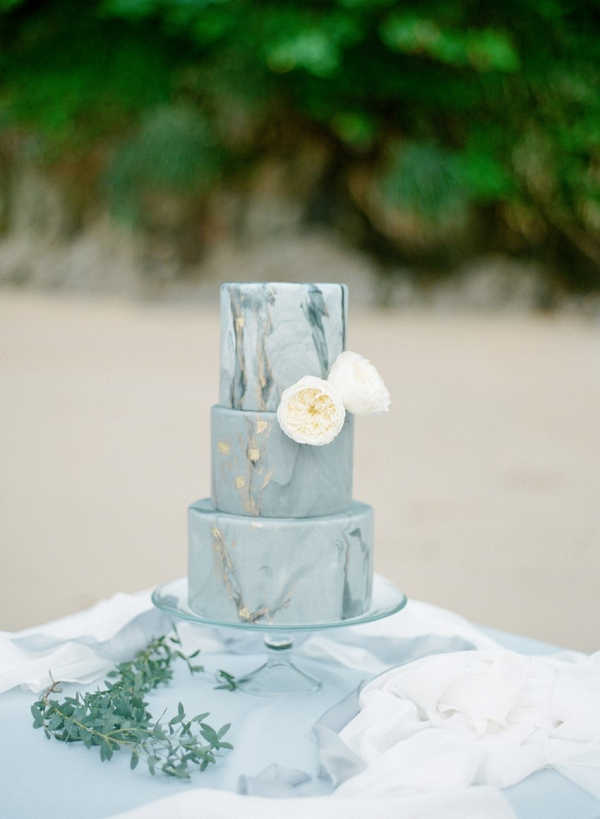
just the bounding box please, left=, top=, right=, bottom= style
left=152, top=576, right=407, bottom=697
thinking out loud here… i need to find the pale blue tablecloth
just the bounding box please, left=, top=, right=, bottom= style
left=1, top=625, right=598, bottom=819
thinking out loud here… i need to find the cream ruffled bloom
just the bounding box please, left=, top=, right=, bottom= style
left=328, top=351, right=390, bottom=415
left=277, top=376, right=346, bottom=445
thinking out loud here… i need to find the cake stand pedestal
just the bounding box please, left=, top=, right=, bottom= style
left=152, top=575, right=407, bottom=697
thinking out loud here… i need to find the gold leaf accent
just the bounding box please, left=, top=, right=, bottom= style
left=217, top=441, right=230, bottom=455
left=236, top=476, right=246, bottom=488
left=235, top=317, right=245, bottom=330
left=256, top=419, right=268, bottom=434
left=211, top=528, right=239, bottom=603
left=238, top=606, right=251, bottom=621
left=248, top=448, right=260, bottom=462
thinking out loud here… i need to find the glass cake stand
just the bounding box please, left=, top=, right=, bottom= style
left=152, top=575, right=407, bottom=697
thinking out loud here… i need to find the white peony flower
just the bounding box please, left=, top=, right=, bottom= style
left=328, top=351, right=390, bottom=415
left=277, top=376, right=346, bottom=445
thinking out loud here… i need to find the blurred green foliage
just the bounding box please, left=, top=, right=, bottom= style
left=1, top=0, right=600, bottom=289
left=106, top=107, right=222, bottom=222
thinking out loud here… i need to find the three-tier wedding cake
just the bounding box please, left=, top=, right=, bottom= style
left=188, top=282, right=388, bottom=625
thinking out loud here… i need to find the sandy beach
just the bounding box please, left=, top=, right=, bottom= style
left=1, top=290, right=598, bottom=651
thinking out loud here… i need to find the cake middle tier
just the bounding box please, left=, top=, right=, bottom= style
left=211, top=405, right=353, bottom=517
left=188, top=499, right=373, bottom=625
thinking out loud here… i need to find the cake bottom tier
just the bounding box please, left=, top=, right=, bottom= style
left=188, top=499, right=373, bottom=625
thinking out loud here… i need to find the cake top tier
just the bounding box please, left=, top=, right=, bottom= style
left=219, top=282, right=347, bottom=411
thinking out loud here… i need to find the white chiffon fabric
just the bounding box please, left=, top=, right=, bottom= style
left=0, top=586, right=503, bottom=696
left=0, top=590, right=173, bottom=694
left=337, top=649, right=600, bottom=799
left=3, top=581, right=599, bottom=818
left=110, top=786, right=515, bottom=819
left=0, top=590, right=225, bottom=694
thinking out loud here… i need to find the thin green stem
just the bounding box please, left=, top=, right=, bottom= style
left=32, top=631, right=234, bottom=778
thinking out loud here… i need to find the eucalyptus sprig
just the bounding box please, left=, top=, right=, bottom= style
left=31, top=632, right=235, bottom=779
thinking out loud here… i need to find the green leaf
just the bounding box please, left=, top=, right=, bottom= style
left=30, top=629, right=234, bottom=779
left=215, top=670, right=237, bottom=691
left=31, top=704, right=44, bottom=728
left=200, top=724, right=219, bottom=744
left=100, top=739, right=113, bottom=762
left=217, top=723, right=231, bottom=739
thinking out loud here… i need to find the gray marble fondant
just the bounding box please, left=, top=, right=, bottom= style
left=211, top=405, right=353, bottom=518
left=219, top=282, right=347, bottom=411
left=188, top=499, right=373, bottom=625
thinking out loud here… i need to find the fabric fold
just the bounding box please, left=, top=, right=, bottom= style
left=2, top=577, right=598, bottom=818
left=109, top=785, right=517, bottom=819
left=0, top=576, right=502, bottom=695
left=0, top=590, right=224, bottom=694
left=333, top=648, right=600, bottom=799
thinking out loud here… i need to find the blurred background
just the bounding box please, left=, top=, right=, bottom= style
left=0, top=0, right=599, bottom=650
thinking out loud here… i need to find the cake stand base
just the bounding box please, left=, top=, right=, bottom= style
left=237, top=634, right=321, bottom=696
left=152, top=575, right=407, bottom=697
